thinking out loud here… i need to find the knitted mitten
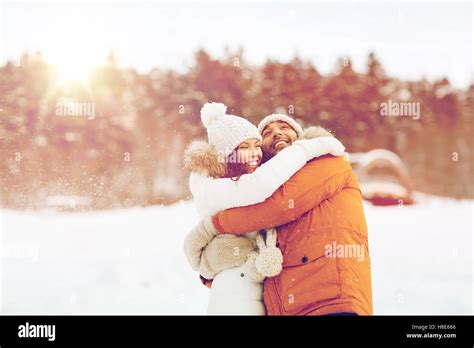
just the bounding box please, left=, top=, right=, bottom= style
left=255, top=229, right=283, bottom=278
left=199, top=234, right=256, bottom=280
left=241, top=251, right=266, bottom=283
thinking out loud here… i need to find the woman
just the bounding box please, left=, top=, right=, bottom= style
left=184, top=102, right=345, bottom=315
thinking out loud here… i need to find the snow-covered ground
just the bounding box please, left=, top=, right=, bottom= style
left=0, top=195, right=472, bottom=315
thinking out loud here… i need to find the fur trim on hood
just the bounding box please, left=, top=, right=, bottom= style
left=184, top=140, right=227, bottom=179
left=184, top=126, right=334, bottom=177
left=301, top=126, right=333, bottom=139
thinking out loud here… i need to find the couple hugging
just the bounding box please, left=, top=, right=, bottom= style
left=184, top=102, right=373, bottom=316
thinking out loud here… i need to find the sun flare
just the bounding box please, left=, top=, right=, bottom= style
left=49, top=50, right=103, bottom=84
left=42, top=17, right=107, bottom=85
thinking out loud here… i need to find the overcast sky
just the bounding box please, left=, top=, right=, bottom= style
left=1, top=1, right=472, bottom=88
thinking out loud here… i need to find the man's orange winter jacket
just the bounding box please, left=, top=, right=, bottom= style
left=212, top=155, right=373, bottom=315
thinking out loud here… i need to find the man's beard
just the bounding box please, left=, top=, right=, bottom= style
left=263, top=144, right=291, bottom=163
left=262, top=151, right=274, bottom=163
left=262, top=136, right=293, bottom=163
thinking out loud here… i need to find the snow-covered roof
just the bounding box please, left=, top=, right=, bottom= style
left=358, top=149, right=404, bottom=169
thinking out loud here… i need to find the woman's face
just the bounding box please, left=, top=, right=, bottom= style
left=234, top=138, right=263, bottom=173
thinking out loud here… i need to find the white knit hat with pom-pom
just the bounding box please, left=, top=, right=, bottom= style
left=200, top=102, right=262, bottom=157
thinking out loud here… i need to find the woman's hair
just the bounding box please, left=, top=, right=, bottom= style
left=223, top=151, right=248, bottom=181
left=223, top=162, right=247, bottom=181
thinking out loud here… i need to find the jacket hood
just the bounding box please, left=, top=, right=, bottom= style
left=184, top=140, right=227, bottom=178
left=184, top=126, right=334, bottom=177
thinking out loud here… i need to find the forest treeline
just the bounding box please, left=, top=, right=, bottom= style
left=0, top=50, right=472, bottom=210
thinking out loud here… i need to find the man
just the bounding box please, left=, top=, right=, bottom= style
left=186, top=113, right=373, bottom=316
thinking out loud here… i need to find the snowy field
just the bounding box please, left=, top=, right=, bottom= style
left=0, top=195, right=472, bottom=315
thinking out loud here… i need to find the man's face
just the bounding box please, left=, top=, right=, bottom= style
left=261, top=121, right=298, bottom=160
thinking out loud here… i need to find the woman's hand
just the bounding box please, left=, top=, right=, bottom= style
left=294, top=137, right=345, bottom=160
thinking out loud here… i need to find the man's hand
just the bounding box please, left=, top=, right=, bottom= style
left=183, top=217, right=219, bottom=272
left=199, top=234, right=257, bottom=279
